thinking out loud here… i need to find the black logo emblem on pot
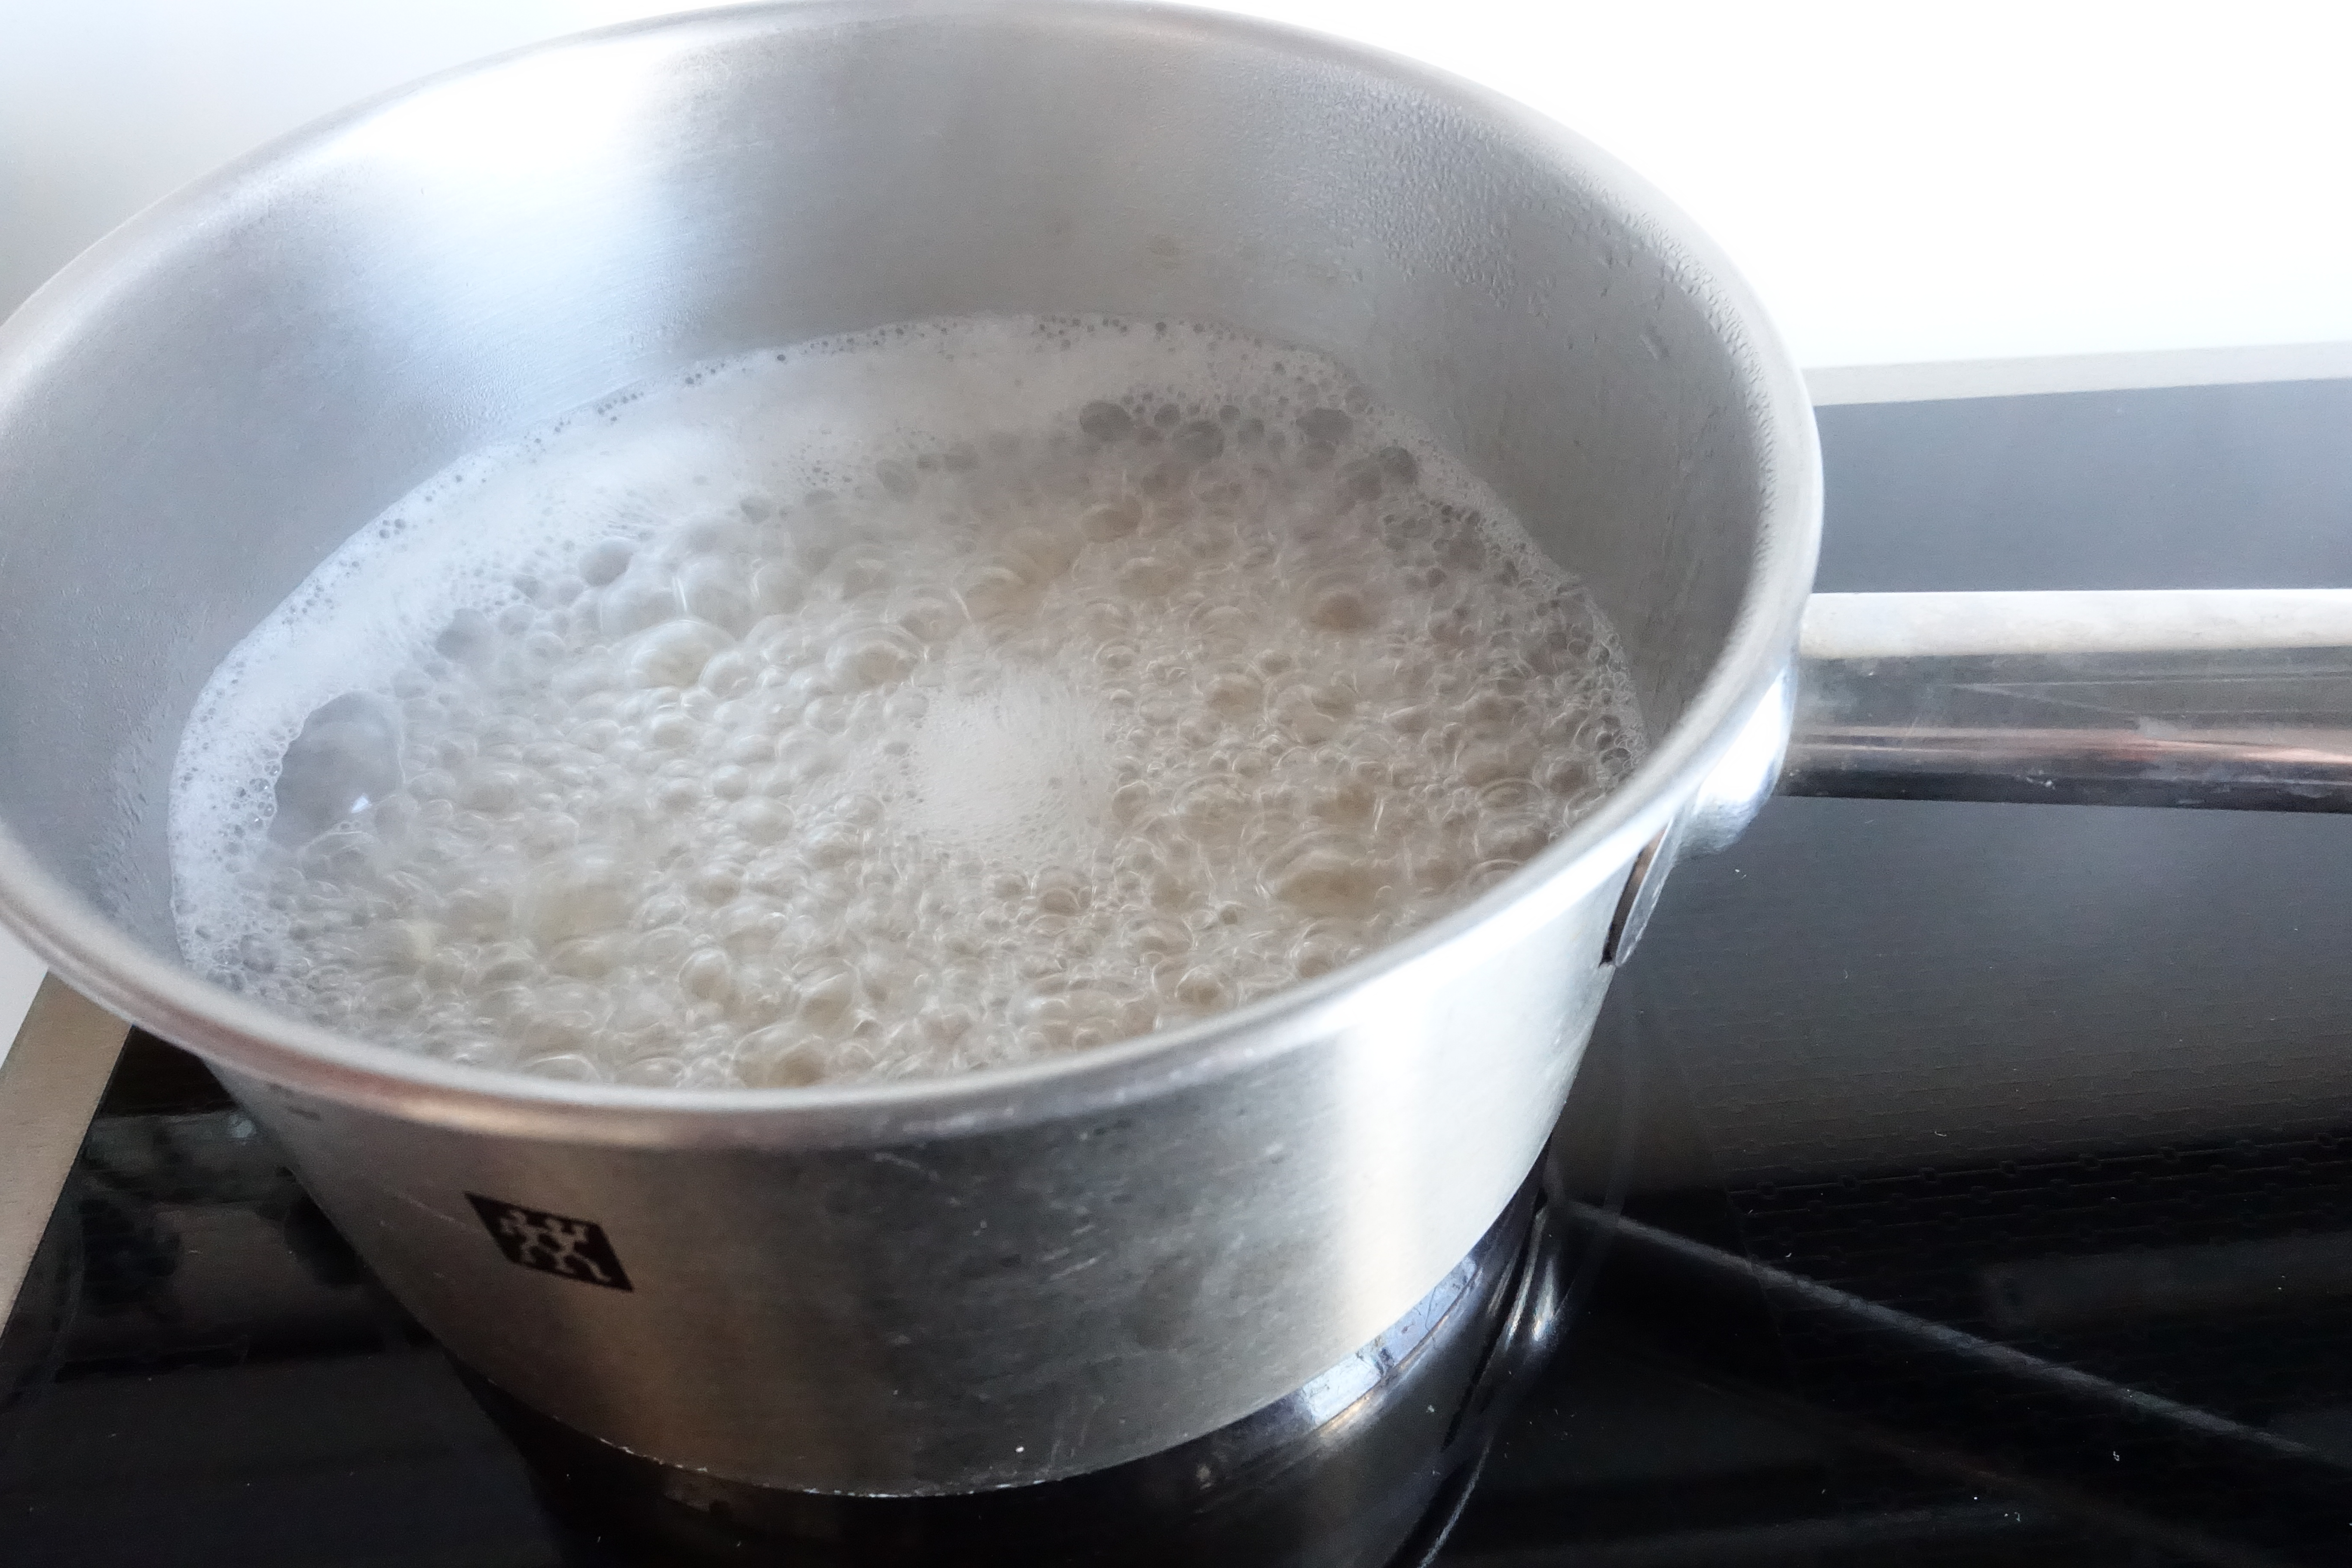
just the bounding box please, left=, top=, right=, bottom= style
left=466, top=1194, right=633, bottom=1291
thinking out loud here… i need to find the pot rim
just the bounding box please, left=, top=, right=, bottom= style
left=0, top=0, right=1821, bottom=1149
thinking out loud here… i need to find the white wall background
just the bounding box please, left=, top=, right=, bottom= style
left=4, top=0, right=2350, bottom=1049
left=8, top=0, right=2351, bottom=365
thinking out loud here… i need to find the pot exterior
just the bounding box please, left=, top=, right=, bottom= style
left=226, top=875, right=1616, bottom=1491
left=0, top=1, right=1818, bottom=1496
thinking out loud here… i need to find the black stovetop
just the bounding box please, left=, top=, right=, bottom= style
left=7, top=370, right=2352, bottom=1566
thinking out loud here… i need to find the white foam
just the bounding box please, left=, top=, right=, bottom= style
left=894, top=669, right=1112, bottom=867
left=168, top=315, right=1645, bottom=1089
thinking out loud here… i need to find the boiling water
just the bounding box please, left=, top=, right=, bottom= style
left=170, top=317, right=1644, bottom=1088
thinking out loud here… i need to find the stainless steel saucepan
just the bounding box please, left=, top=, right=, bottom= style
left=1, top=0, right=2346, bottom=1495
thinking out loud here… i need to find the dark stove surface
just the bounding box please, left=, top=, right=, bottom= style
left=8, top=370, right=2352, bottom=1566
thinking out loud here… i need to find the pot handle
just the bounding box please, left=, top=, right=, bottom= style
left=1779, top=590, right=2352, bottom=812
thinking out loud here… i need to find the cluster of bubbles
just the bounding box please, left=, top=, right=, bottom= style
left=171, top=317, right=1643, bottom=1090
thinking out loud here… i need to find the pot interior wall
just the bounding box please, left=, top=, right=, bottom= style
left=0, top=6, right=1767, bottom=976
